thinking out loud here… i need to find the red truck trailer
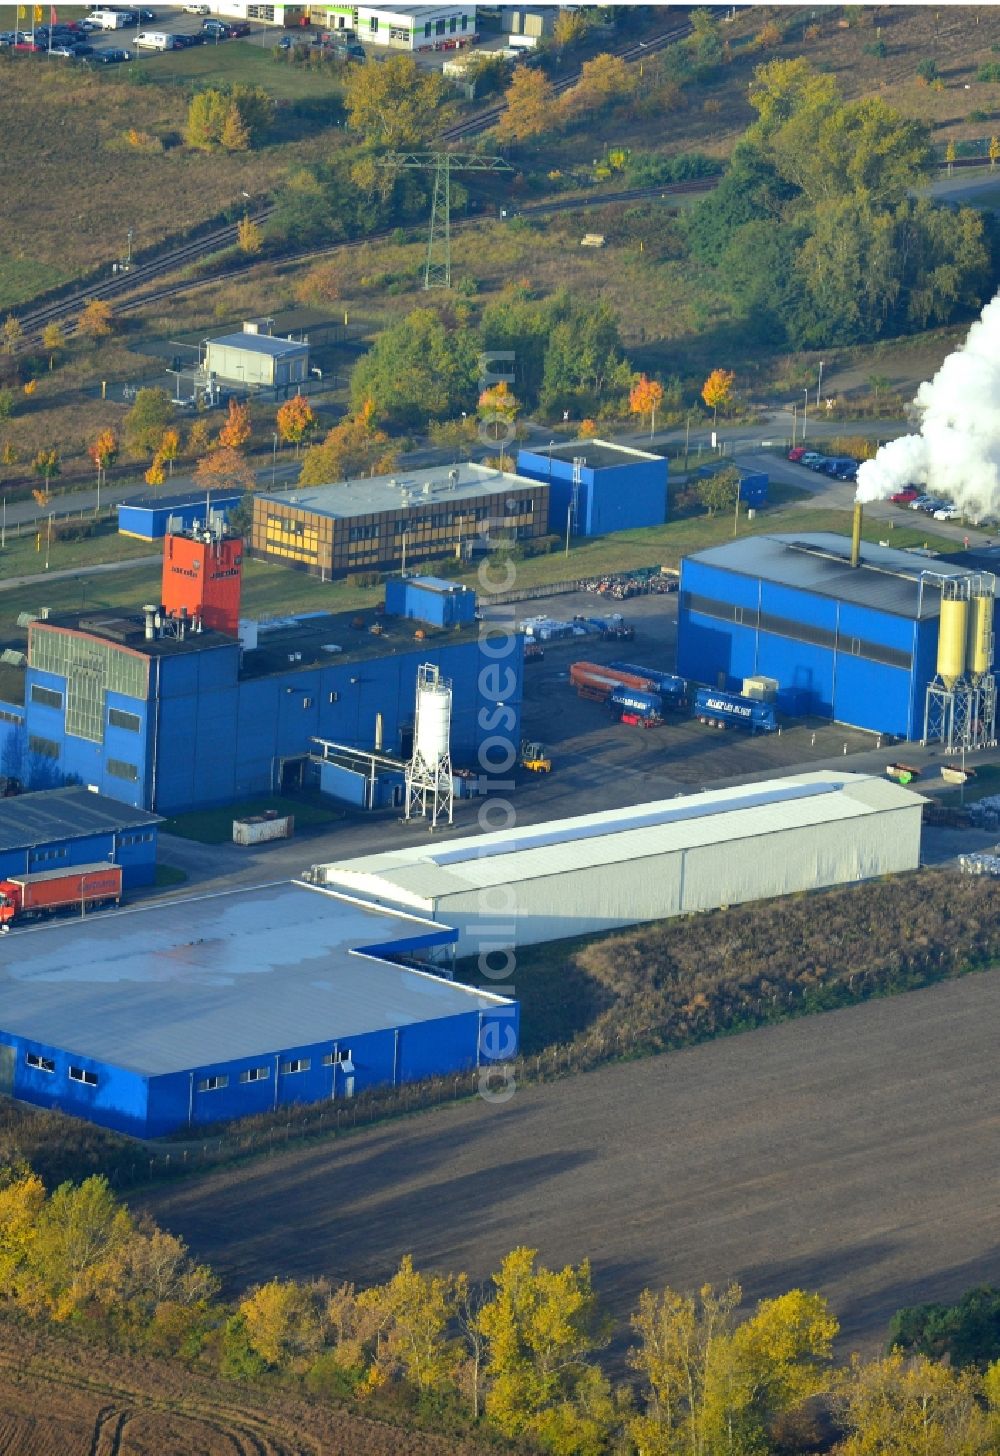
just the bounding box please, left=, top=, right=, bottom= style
left=0, top=863, right=123, bottom=930
left=569, top=661, right=658, bottom=703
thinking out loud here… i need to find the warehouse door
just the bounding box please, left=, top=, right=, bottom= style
left=0, top=1044, right=14, bottom=1097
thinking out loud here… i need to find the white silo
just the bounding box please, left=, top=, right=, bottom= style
left=405, top=664, right=454, bottom=828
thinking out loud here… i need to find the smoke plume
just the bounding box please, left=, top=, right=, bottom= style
left=855, top=292, right=1000, bottom=520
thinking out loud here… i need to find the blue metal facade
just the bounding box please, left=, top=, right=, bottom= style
left=384, top=576, right=478, bottom=628
left=677, top=557, right=939, bottom=737
left=19, top=633, right=523, bottom=815
left=117, top=493, right=242, bottom=542
left=516, top=447, right=667, bottom=535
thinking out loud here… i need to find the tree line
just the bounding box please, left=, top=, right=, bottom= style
left=1, top=1157, right=999, bottom=1454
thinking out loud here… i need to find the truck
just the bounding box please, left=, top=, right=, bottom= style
left=569, top=661, right=657, bottom=703
left=89, top=9, right=128, bottom=27
left=609, top=663, right=688, bottom=709
left=692, top=688, right=778, bottom=734
left=0, top=863, right=123, bottom=930
left=135, top=30, right=176, bottom=48
left=610, top=687, right=662, bottom=726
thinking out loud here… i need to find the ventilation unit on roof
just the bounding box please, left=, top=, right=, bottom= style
left=16, top=612, right=38, bottom=629
left=0, top=649, right=25, bottom=667
left=422, top=482, right=432, bottom=495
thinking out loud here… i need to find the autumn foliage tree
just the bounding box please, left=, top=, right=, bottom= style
left=88, top=429, right=119, bottom=506
left=218, top=397, right=252, bottom=450
left=701, top=366, right=735, bottom=425
left=498, top=68, right=555, bottom=143
left=276, top=393, right=317, bottom=456
left=124, top=388, right=175, bottom=458
left=298, top=400, right=398, bottom=485
left=195, top=446, right=257, bottom=496
left=77, top=299, right=113, bottom=340
left=237, top=215, right=263, bottom=255
left=41, top=323, right=65, bottom=372
left=0, top=316, right=23, bottom=355
left=32, top=448, right=60, bottom=490
left=629, top=374, right=665, bottom=437
left=342, top=53, right=451, bottom=146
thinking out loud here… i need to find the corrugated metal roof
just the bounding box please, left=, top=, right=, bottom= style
left=207, top=333, right=308, bottom=358
left=0, top=788, right=160, bottom=853
left=317, top=772, right=922, bottom=903
left=0, top=882, right=506, bottom=1075
left=687, top=534, right=985, bottom=619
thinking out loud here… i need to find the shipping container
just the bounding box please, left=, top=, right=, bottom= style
left=232, top=814, right=294, bottom=845
left=0, top=862, right=123, bottom=927
left=692, top=688, right=778, bottom=734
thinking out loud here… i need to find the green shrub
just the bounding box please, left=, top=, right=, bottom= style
left=864, top=39, right=887, bottom=59
left=346, top=570, right=381, bottom=589
left=977, top=62, right=1000, bottom=82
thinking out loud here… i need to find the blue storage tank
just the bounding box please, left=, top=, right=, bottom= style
left=693, top=687, right=777, bottom=733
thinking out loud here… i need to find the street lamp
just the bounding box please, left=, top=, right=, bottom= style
left=802, top=388, right=808, bottom=443
left=816, top=359, right=824, bottom=410
left=272, top=431, right=278, bottom=488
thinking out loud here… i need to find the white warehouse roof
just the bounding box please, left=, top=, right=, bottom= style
left=312, top=772, right=924, bottom=952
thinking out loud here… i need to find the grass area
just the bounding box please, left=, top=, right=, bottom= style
left=937, top=762, right=1000, bottom=807
left=133, top=38, right=345, bottom=102
left=154, top=862, right=188, bottom=888
left=160, top=794, right=343, bottom=843
left=0, top=258, right=70, bottom=314
left=0, top=520, right=157, bottom=578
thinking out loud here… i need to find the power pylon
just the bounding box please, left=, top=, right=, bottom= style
left=378, top=152, right=513, bottom=290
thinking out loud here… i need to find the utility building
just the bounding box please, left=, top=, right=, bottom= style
left=677, top=526, right=1000, bottom=740
left=515, top=439, right=667, bottom=536
left=0, top=881, right=516, bottom=1137
left=251, top=463, right=548, bottom=578
left=312, top=771, right=923, bottom=956
left=0, top=787, right=159, bottom=889
left=204, top=324, right=309, bottom=394
left=357, top=4, right=477, bottom=48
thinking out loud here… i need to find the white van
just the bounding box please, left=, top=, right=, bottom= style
left=135, top=30, right=175, bottom=48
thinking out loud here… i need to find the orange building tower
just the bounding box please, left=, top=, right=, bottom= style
left=161, top=525, right=243, bottom=638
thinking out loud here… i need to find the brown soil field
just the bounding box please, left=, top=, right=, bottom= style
left=0, top=1317, right=497, bottom=1456
left=140, top=970, right=1000, bottom=1359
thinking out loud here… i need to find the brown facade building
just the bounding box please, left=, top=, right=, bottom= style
left=251, top=464, right=550, bottom=578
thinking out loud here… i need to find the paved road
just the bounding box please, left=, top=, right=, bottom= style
left=141, top=967, right=1000, bottom=1355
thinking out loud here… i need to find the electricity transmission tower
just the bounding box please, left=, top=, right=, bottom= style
left=378, top=152, right=513, bottom=290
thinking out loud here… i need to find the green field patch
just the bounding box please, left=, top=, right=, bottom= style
left=161, top=794, right=342, bottom=843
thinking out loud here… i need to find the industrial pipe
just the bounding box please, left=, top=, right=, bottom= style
left=851, top=502, right=863, bottom=569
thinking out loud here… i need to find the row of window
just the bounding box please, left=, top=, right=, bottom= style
left=30, top=684, right=63, bottom=710
left=107, top=758, right=139, bottom=783
left=682, top=592, right=914, bottom=671
left=120, top=831, right=154, bottom=847
left=31, top=847, right=68, bottom=864
left=26, top=1052, right=97, bottom=1086
left=0, top=709, right=21, bottom=727
left=196, top=1050, right=352, bottom=1094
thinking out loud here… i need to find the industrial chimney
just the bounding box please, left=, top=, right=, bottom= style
left=850, top=502, right=863, bottom=569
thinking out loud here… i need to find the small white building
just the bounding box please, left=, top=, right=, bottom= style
left=311, top=771, right=924, bottom=957
left=357, top=3, right=477, bottom=49
left=203, top=323, right=309, bottom=394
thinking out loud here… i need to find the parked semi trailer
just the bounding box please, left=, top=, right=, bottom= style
left=610, top=687, right=663, bottom=725
left=0, top=863, right=123, bottom=930
left=569, top=661, right=658, bottom=702
left=693, top=688, right=778, bottom=734
left=608, top=663, right=688, bottom=708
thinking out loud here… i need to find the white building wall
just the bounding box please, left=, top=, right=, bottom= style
left=407, top=802, right=923, bottom=956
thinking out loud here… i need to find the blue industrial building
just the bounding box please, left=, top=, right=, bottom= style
left=696, top=462, right=769, bottom=507
left=677, top=532, right=996, bottom=738
left=117, top=492, right=242, bottom=542
left=0, top=786, right=159, bottom=889
left=384, top=576, right=478, bottom=629
left=6, top=603, right=521, bottom=815
left=516, top=439, right=667, bottom=536
left=0, top=881, right=517, bottom=1138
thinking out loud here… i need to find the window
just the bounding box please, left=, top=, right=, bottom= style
left=424, top=19, right=431, bottom=33
left=107, top=758, right=139, bottom=783
left=239, top=1066, right=269, bottom=1084
left=322, top=1048, right=352, bottom=1066
left=30, top=684, right=63, bottom=710
left=302, top=696, right=313, bottom=709
left=436, top=17, right=445, bottom=33
left=369, top=14, right=377, bottom=30
left=280, top=1058, right=310, bottom=1075
left=69, top=1066, right=98, bottom=1087
left=449, top=15, right=456, bottom=30
left=461, top=12, right=467, bottom=28
left=197, top=1075, right=229, bottom=1092
left=0, top=709, right=21, bottom=726
left=28, top=735, right=59, bottom=760
left=328, top=691, right=339, bottom=704
left=26, top=1053, right=55, bottom=1074
left=109, top=707, right=141, bottom=733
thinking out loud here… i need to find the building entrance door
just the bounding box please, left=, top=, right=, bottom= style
left=0, top=1044, right=14, bottom=1097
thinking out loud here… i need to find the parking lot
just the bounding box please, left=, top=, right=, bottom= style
left=0, top=7, right=273, bottom=62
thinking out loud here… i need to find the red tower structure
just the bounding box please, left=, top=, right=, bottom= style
left=161, top=528, right=243, bottom=637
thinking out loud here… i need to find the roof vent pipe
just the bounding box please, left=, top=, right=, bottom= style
left=851, top=501, right=863, bottom=569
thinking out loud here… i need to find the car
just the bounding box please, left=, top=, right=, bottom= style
left=891, top=487, right=920, bottom=504
left=202, top=17, right=227, bottom=33
left=934, top=504, right=961, bottom=521
left=183, top=2, right=209, bottom=10
left=807, top=456, right=832, bottom=471
left=909, top=494, right=935, bottom=510
left=799, top=451, right=822, bottom=466
left=97, top=45, right=130, bottom=59
left=787, top=446, right=806, bottom=462
left=71, top=40, right=94, bottom=54
left=227, top=20, right=250, bottom=34
left=917, top=498, right=945, bottom=514
left=49, top=42, right=76, bottom=54
left=170, top=32, right=196, bottom=45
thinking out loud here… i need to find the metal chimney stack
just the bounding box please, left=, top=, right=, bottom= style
left=851, top=502, right=863, bottom=569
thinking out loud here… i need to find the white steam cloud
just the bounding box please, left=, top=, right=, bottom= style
left=855, top=292, right=1000, bottom=520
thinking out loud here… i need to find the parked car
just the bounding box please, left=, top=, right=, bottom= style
left=891, top=486, right=920, bottom=504
left=934, top=504, right=962, bottom=521
left=787, top=446, right=806, bottom=462
left=201, top=17, right=229, bottom=34
left=49, top=42, right=77, bottom=54
left=799, top=451, right=823, bottom=466
left=807, top=456, right=833, bottom=471
left=70, top=40, right=94, bottom=53
left=97, top=44, right=130, bottom=59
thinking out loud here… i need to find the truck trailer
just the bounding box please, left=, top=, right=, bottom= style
left=608, top=663, right=688, bottom=708
left=693, top=688, right=778, bottom=734
left=569, top=661, right=658, bottom=703
left=609, top=687, right=663, bottom=725
left=0, top=863, right=123, bottom=930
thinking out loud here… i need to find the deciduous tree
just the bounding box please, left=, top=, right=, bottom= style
left=629, top=374, right=665, bottom=436
left=124, top=388, right=175, bottom=457
left=349, top=308, right=479, bottom=428
left=32, top=447, right=60, bottom=487
left=157, top=427, right=180, bottom=476
left=1, top=316, right=23, bottom=354
left=701, top=367, right=735, bottom=425
left=563, top=53, right=634, bottom=119
left=298, top=401, right=397, bottom=485
left=220, top=102, right=251, bottom=153
left=497, top=68, right=554, bottom=143
left=343, top=54, right=451, bottom=146
left=237, top=215, right=263, bottom=255
left=77, top=299, right=114, bottom=340
left=240, top=1279, right=326, bottom=1370
left=42, top=323, right=65, bottom=371
left=195, top=446, right=256, bottom=495
left=834, top=1351, right=995, bottom=1456
left=696, top=464, right=741, bottom=516
left=88, top=428, right=119, bottom=505
left=218, top=397, right=252, bottom=449
left=357, top=1255, right=464, bottom=1394
left=276, top=393, right=316, bottom=455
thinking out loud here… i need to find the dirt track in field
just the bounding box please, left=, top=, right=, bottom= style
left=142, top=970, right=1000, bottom=1354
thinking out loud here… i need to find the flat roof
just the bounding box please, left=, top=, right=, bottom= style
left=360, top=3, right=471, bottom=15
left=258, top=462, right=545, bottom=523
left=688, top=533, right=987, bottom=620
left=314, top=771, right=921, bottom=905
left=545, top=438, right=664, bottom=469
left=0, top=881, right=509, bottom=1076
left=401, top=576, right=473, bottom=596
left=116, top=491, right=241, bottom=515
left=207, top=333, right=308, bottom=358
left=34, top=614, right=238, bottom=661
left=0, top=787, right=160, bottom=853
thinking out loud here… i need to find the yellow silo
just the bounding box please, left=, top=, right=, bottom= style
left=967, top=591, right=993, bottom=679
left=937, top=595, right=968, bottom=687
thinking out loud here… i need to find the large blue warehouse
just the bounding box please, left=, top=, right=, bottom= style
left=0, top=786, right=159, bottom=889
left=0, top=881, right=517, bottom=1137
left=117, top=491, right=242, bottom=542
left=677, top=530, right=998, bottom=738
left=516, top=438, right=667, bottom=535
